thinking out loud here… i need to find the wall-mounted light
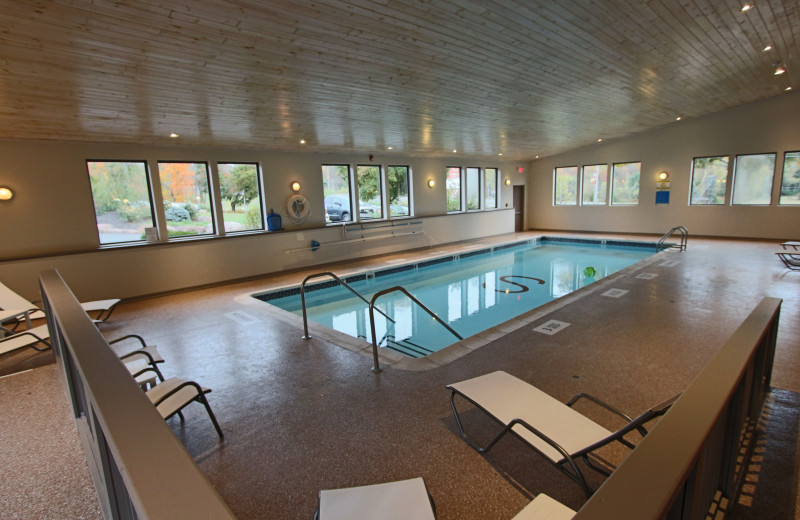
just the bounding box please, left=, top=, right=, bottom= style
left=0, top=186, right=13, bottom=201
left=505, top=179, right=511, bottom=186
left=291, top=181, right=301, bottom=192
left=658, top=172, right=669, bottom=181
left=427, top=179, right=435, bottom=188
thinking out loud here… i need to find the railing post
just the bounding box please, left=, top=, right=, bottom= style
left=368, top=303, right=382, bottom=373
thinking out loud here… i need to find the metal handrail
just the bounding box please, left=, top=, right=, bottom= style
left=299, top=272, right=394, bottom=340
left=657, top=225, right=688, bottom=252
left=368, top=286, right=463, bottom=373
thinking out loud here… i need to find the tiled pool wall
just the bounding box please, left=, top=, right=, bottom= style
left=253, top=236, right=659, bottom=303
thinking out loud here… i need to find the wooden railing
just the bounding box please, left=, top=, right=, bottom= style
left=40, top=270, right=235, bottom=520
left=574, top=296, right=781, bottom=519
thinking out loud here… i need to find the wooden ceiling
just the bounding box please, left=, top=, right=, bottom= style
left=1, top=0, right=796, bottom=159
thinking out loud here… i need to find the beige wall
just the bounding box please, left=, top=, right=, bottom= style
left=527, top=92, right=800, bottom=239
left=0, top=141, right=521, bottom=300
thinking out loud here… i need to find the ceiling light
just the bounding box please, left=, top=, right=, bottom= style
left=763, top=45, right=772, bottom=52
left=498, top=153, right=503, bottom=156
left=676, top=116, right=682, bottom=121
left=741, top=4, right=752, bottom=12
left=597, top=138, right=603, bottom=142
left=787, top=86, right=793, bottom=91
left=169, top=132, right=179, bottom=138
left=774, top=65, right=786, bottom=75
left=387, top=146, right=393, bottom=150
left=452, top=149, right=457, bottom=153
left=0, top=186, right=14, bottom=201
left=299, top=139, right=306, bottom=144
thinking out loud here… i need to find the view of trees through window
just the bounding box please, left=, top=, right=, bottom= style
left=732, top=153, right=776, bottom=205
left=554, top=166, right=578, bottom=205
left=356, top=165, right=383, bottom=220
left=87, top=160, right=154, bottom=244
left=485, top=168, right=498, bottom=209
left=466, top=167, right=481, bottom=210
left=446, top=167, right=462, bottom=211
left=611, top=162, right=640, bottom=205
left=581, top=164, right=608, bottom=205
left=158, top=162, right=214, bottom=237
left=690, top=156, right=729, bottom=205
left=218, top=163, right=263, bottom=231
left=779, top=151, right=800, bottom=205
left=388, top=166, right=410, bottom=217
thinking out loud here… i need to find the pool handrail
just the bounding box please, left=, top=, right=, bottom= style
left=300, top=271, right=394, bottom=340
left=368, top=286, right=463, bottom=373
left=657, top=225, right=688, bottom=251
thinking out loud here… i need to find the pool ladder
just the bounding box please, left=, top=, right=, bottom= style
left=657, top=226, right=688, bottom=252
left=299, top=272, right=461, bottom=373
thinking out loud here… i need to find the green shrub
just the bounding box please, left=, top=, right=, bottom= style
left=245, top=204, right=262, bottom=229
left=165, top=205, right=191, bottom=222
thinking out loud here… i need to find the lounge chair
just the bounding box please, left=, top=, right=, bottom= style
left=314, top=477, right=436, bottom=520
left=512, top=494, right=575, bottom=520
left=447, top=371, right=678, bottom=496
left=0, top=325, right=51, bottom=355
left=145, top=376, right=224, bottom=439
left=776, top=251, right=800, bottom=271
left=0, top=280, right=120, bottom=326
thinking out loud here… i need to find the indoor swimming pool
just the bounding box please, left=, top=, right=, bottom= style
left=255, top=238, right=657, bottom=357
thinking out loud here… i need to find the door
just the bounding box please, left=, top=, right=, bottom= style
left=513, top=185, right=525, bottom=231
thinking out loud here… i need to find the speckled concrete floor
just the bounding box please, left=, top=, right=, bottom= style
left=1, top=232, right=799, bottom=519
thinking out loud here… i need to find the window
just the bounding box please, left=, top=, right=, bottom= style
left=732, top=153, right=776, bottom=205
left=356, top=165, right=383, bottom=220
left=690, top=156, right=729, bottom=205
left=466, top=167, right=481, bottom=210
left=446, top=167, right=462, bottom=212
left=158, top=162, right=214, bottom=238
left=322, top=164, right=353, bottom=223
left=87, top=160, right=154, bottom=245
left=388, top=165, right=410, bottom=217
left=611, top=162, right=640, bottom=205
left=554, top=166, right=578, bottom=205
left=217, top=162, right=263, bottom=231
left=581, top=164, right=608, bottom=205
left=485, top=168, right=498, bottom=209
left=779, top=151, right=800, bottom=205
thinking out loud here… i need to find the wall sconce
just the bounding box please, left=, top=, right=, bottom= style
left=658, top=172, right=669, bottom=181
left=291, top=181, right=301, bottom=192
left=505, top=179, right=511, bottom=186
left=427, top=179, right=435, bottom=188
left=0, top=186, right=13, bottom=201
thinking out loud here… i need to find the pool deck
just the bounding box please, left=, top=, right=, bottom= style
left=1, top=231, right=799, bottom=519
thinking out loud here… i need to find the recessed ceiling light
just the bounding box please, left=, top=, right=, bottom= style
left=787, top=86, right=793, bottom=91
left=597, top=138, right=603, bottom=142
left=452, top=149, right=457, bottom=153
left=498, top=153, right=503, bottom=156
left=387, top=146, right=393, bottom=150
left=299, top=139, right=306, bottom=144
left=774, top=65, right=786, bottom=75
left=535, top=155, right=539, bottom=159
left=763, top=45, right=772, bottom=51
left=741, top=4, right=752, bottom=12
left=169, top=132, right=179, bottom=138
left=676, top=116, right=682, bottom=121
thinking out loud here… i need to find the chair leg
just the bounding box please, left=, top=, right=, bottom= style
left=196, top=394, right=224, bottom=439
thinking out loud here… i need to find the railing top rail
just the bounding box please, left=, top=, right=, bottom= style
left=370, top=286, right=462, bottom=341
left=573, top=296, right=781, bottom=519
left=40, top=269, right=236, bottom=520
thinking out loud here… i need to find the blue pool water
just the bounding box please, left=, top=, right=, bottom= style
left=255, top=238, right=656, bottom=357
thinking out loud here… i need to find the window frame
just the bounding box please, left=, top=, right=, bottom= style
left=484, top=167, right=499, bottom=209
left=157, top=160, right=216, bottom=239
left=689, top=156, right=730, bottom=206
left=216, top=161, right=265, bottom=232
left=581, top=164, right=609, bottom=206
left=387, top=164, right=412, bottom=218
left=553, top=166, right=579, bottom=206
left=778, top=151, right=800, bottom=206
left=86, top=159, right=156, bottom=246
left=355, top=164, right=384, bottom=220
left=731, top=152, right=777, bottom=206
left=610, top=161, right=641, bottom=206
left=446, top=166, right=463, bottom=213
left=322, top=164, right=355, bottom=224
left=465, top=166, right=482, bottom=211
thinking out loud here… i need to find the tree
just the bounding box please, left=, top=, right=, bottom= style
left=220, top=164, right=258, bottom=211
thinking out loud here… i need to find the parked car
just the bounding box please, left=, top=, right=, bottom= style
left=325, top=195, right=352, bottom=222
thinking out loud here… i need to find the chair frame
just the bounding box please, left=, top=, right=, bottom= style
left=448, top=378, right=678, bottom=496
left=143, top=373, right=224, bottom=440
left=776, top=251, right=800, bottom=271
left=0, top=325, right=52, bottom=353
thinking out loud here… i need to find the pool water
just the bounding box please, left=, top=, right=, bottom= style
left=256, top=239, right=656, bottom=357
